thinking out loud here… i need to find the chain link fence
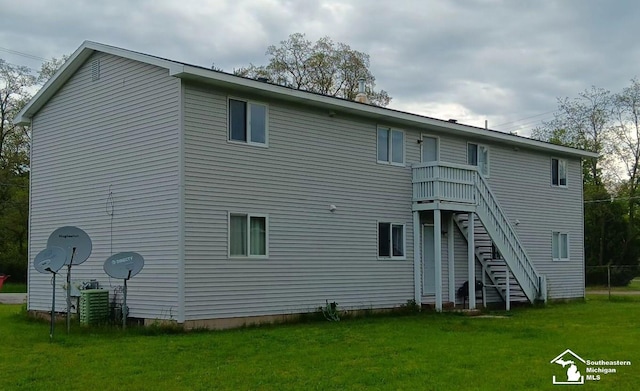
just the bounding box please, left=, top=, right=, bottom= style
left=585, top=265, right=640, bottom=298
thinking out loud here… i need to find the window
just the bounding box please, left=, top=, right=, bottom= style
left=552, top=232, right=569, bottom=261
left=378, top=222, right=405, bottom=259
left=468, top=143, right=489, bottom=176
left=229, top=98, right=267, bottom=145
left=377, top=127, right=404, bottom=165
left=421, top=135, right=438, bottom=162
left=552, top=158, right=567, bottom=187
left=229, top=213, right=268, bottom=257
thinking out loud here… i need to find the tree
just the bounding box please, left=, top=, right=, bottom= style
left=0, top=56, right=67, bottom=283
left=532, top=86, right=612, bottom=185
left=533, top=84, right=640, bottom=286
left=0, top=59, right=35, bottom=282
left=37, top=55, right=69, bottom=84
left=234, top=33, right=391, bottom=107
left=0, top=60, right=35, bottom=165
left=610, top=79, right=640, bottom=228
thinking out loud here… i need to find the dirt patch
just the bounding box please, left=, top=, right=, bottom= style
left=588, top=290, right=640, bottom=295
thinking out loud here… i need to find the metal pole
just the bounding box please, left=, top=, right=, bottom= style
left=607, top=265, right=611, bottom=300
left=66, top=264, right=71, bottom=333
left=66, top=247, right=77, bottom=334
left=50, top=272, right=56, bottom=342
left=122, top=278, right=127, bottom=329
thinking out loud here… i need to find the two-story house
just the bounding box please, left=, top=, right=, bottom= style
left=15, top=41, right=597, bottom=329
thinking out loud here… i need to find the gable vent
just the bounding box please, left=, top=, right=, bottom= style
left=91, top=59, right=101, bottom=81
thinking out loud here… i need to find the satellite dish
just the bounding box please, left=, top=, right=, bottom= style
left=104, top=252, right=144, bottom=279
left=33, top=246, right=67, bottom=274
left=47, top=226, right=92, bottom=265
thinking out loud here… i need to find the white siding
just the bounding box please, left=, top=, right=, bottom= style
left=438, top=135, right=585, bottom=299
left=28, top=53, right=181, bottom=319
left=183, top=84, right=418, bottom=320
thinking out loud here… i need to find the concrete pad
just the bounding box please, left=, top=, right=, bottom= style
left=0, top=293, right=27, bottom=304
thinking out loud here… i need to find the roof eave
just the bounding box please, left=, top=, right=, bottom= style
left=14, top=41, right=94, bottom=125
left=172, top=65, right=599, bottom=159
left=14, top=41, right=184, bottom=125
left=15, top=41, right=599, bottom=160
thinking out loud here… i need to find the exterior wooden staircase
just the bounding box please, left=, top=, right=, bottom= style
left=412, top=161, right=548, bottom=307
left=454, top=213, right=528, bottom=308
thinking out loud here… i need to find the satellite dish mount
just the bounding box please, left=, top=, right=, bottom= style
left=103, top=252, right=144, bottom=329
left=47, top=226, right=92, bottom=333
left=33, top=246, right=67, bottom=341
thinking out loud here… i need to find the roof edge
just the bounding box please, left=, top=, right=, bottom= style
left=14, top=41, right=599, bottom=159
left=14, top=41, right=183, bottom=125
left=174, top=64, right=598, bottom=159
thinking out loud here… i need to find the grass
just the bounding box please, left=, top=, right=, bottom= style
left=1, top=297, right=639, bottom=390
left=0, top=282, right=27, bottom=293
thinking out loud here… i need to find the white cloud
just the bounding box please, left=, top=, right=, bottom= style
left=1, top=0, right=639, bottom=135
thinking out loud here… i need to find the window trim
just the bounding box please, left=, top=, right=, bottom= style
left=228, top=212, right=269, bottom=259
left=551, top=157, right=568, bottom=188
left=227, top=97, right=269, bottom=147
left=377, top=221, right=407, bottom=260
left=551, top=231, right=569, bottom=261
left=467, top=142, right=490, bottom=177
left=376, top=126, right=405, bottom=166
left=421, top=134, right=440, bottom=162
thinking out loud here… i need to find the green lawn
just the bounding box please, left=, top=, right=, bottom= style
left=1, top=297, right=638, bottom=390
left=0, top=282, right=27, bottom=293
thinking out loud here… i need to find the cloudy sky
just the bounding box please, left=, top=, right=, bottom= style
left=1, top=0, right=639, bottom=136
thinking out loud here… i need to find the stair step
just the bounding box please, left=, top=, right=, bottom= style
left=453, top=212, right=538, bottom=305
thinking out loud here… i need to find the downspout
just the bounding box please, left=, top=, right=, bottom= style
left=177, top=80, right=186, bottom=323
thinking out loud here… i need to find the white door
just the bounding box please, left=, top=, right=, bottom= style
left=421, top=135, right=438, bottom=162
left=423, top=225, right=436, bottom=294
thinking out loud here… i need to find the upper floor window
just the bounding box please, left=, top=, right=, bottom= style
left=229, top=98, right=268, bottom=145
left=421, top=135, right=439, bottom=162
left=552, top=231, right=569, bottom=261
left=377, top=127, right=404, bottom=165
left=552, top=158, right=567, bottom=187
left=467, top=143, right=489, bottom=176
left=378, top=222, right=405, bottom=259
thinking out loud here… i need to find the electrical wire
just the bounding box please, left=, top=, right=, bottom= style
left=106, top=185, right=116, bottom=288
left=498, top=117, right=555, bottom=133
left=0, top=46, right=47, bottom=61
left=584, top=195, right=640, bottom=204
left=492, top=110, right=558, bottom=128
left=106, top=185, right=114, bottom=255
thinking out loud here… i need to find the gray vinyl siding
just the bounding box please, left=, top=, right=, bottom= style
left=486, top=147, right=584, bottom=299
left=28, top=53, right=181, bottom=318
left=183, top=84, right=417, bottom=320
left=437, top=136, right=585, bottom=299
